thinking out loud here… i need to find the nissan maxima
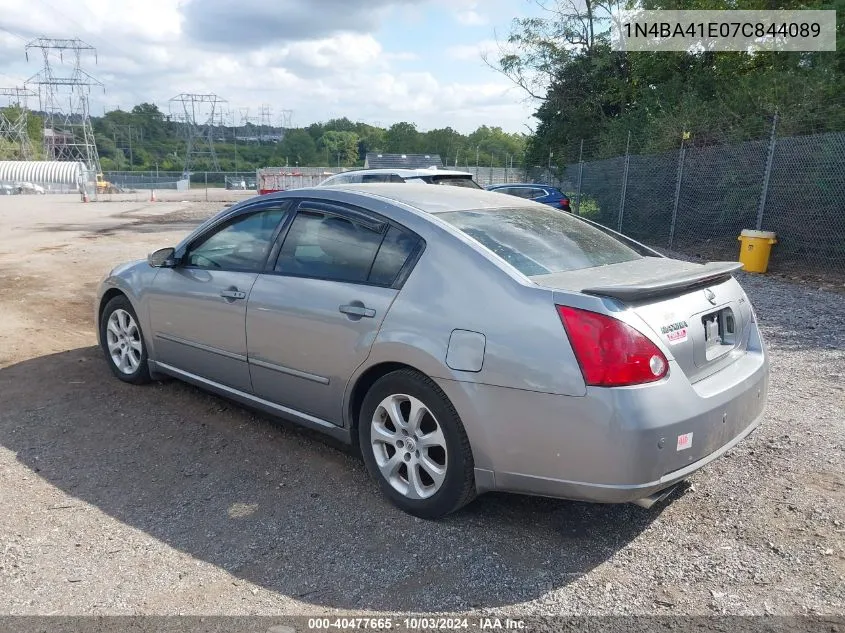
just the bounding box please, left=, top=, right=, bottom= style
left=96, top=185, right=769, bottom=519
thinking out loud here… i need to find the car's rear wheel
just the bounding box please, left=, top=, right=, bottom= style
left=359, top=369, right=476, bottom=519
left=100, top=295, right=151, bottom=385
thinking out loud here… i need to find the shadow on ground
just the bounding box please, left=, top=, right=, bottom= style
left=0, top=347, right=671, bottom=611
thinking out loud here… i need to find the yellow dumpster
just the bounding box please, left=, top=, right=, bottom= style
left=737, top=229, right=777, bottom=273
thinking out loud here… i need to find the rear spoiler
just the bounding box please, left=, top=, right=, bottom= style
left=581, top=261, right=744, bottom=301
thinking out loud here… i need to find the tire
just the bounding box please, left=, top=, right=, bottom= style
left=99, top=295, right=152, bottom=385
left=358, top=369, right=476, bottom=519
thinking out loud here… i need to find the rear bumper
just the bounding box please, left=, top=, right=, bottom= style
left=437, top=329, right=769, bottom=504
left=492, top=408, right=763, bottom=503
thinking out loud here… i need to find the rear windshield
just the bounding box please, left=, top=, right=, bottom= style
left=414, top=175, right=481, bottom=189
left=438, top=207, right=642, bottom=276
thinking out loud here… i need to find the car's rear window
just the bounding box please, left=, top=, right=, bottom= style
left=414, top=175, right=481, bottom=189
left=438, top=207, right=642, bottom=276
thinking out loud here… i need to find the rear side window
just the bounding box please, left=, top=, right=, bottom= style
left=369, top=226, right=420, bottom=285
left=322, top=174, right=355, bottom=185
left=417, top=176, right=481, bottom=189
left=275, top=209, right=419, bottom=285
left=438, top=207, right=642, bottom=276
left=361, top=173, right=406, bottom=183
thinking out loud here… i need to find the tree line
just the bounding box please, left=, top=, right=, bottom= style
left=87, top=105, right=527, bottom=173
left=495, top=0, right=845, bottom=168
left=2, top=104, right=527, bottom=171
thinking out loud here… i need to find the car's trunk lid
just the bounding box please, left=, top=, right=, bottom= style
left=533, top=257, right=754, bottom=383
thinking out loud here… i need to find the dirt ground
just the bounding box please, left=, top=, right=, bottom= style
left=0, top=191, right=843, bottom=618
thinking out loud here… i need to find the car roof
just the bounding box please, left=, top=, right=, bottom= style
left=327, top=168, right=474, bottom=177
left=310, top=183, right=526, bottom=214
left=487, top=183, right=558, bottom=189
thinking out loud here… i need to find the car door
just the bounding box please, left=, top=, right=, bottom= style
left=147, top=203, right=292, bottom=392
left=245, top=200, right=423, bottom=425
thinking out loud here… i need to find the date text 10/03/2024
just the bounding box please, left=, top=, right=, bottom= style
left=306, top=617, right=527, bottom=630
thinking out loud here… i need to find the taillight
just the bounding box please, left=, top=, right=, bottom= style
left=561, top=198, right=570, bottom=208
left=556, top=305, right=668, bottom=387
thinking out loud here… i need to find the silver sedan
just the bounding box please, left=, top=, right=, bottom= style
left=95, top=185, right=769, bottom=518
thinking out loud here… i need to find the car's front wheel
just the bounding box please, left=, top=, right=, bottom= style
left=359, top=369, right=476, bottom=519
left=99, top=295, right=151, bottom=385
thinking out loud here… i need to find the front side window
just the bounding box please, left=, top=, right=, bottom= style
left=438, top=207, right=642, bottom=276
left=185, top=205, right=289, bottom=271
left=275, top=208, right=419, bottom=285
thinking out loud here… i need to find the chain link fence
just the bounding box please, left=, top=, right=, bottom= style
left=102, top=129, right=845, bottom=278
left=534, top=118, right=845, bottom=276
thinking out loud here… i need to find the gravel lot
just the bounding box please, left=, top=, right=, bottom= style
left=0, top=192, right=843, bottom=618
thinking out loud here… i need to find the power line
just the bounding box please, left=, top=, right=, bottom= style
left=30, top=0, right=138, bottom=62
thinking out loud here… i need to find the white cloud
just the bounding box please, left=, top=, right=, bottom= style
left=456, top=10, right=488, bottom=26
left=446, top=39, right=501, bottom=61
left=0, top=0, right=536, bottom=133
left=441, top=0, right=489, bottom=26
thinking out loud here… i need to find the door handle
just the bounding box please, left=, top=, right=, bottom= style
left=339, top=304, right=376, bottom=318
left=220, top=289, right=246, bottom=300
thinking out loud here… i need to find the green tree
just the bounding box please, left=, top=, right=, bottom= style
left=318, top=130, right=360, bottom=165
left=356, top=125, right=386, bottom=160
left=280, top=129, right=318, bottom=165
left=422, top=127, right=463, bottom=165
left=496, top=0, right=845, bottom=165
left=384, top=122, right=421, bottom=153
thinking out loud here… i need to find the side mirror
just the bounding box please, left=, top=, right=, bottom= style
left=148, top=247, right=178, bottom=268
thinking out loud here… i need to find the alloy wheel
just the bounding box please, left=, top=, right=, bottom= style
left=106, top=308, right=143, bottom=375
left=370, top=393, right=449, bottom=500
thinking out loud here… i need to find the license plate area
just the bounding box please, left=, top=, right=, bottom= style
left=702, top=308, right=737, bottom=360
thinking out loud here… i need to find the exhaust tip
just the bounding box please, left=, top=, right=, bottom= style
left=631, top=485, right=678, bottom=509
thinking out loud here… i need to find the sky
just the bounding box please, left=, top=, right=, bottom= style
left=0, top=0, right=544, bottom=134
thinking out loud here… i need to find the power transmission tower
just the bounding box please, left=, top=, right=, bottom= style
left=113, top=124, right=134, bottom=168
left=24, top=37, right=103, bottom=173
left=168, top=93, right=226, bottom=174
left=0, top=87, right=37, bottom=159
left=259, top=103, right=272, bottom=142
left=278, top=109, right=293, bottom=139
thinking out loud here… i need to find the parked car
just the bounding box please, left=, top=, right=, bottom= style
left=486, top=183, right=571, bottom=212
left=319, top=168, right=480, bottom=189
left=226, top=177, right=257, bottom=190
left=96, top=184, right=768, bottom=519
left=16, top=181, right=46, bottom=195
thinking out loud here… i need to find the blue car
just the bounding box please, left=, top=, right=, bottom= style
left=485, top=183, right=572, bottom=212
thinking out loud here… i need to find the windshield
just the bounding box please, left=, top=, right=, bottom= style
left=438, top=207, right=642, bottom=276
left=413, top=175, right=481, bottom=189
